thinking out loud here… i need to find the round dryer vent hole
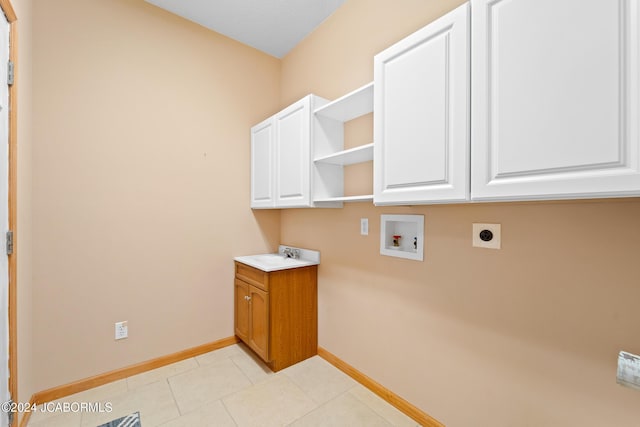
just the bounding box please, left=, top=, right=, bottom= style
left=479, top=229, right=493, bottom=242
left=472, top=224, right=501, bottom=249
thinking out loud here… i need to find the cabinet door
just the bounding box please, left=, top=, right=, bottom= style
left=374, top=3, right=470, bottom=205
left=250, top=118, right=275, bottom=208
left=248, top=285, right=269, bottom=362
left=234, top=279, right=249, bottom=342
left=471, top=0, right=640, bottom=200
left=275, top=96, right=311, bottom=207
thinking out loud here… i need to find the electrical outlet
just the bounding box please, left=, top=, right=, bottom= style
left=472, top=223, right=501, bottom=249
left=360, top=218, right=368, bottom=236
left=115, top=321, right=128, bottom=340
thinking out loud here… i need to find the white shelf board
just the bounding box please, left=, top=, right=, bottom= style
left=314, top=82, right=373, bottom=122
left=314, top=195, right=373, bottom=203
left=314, top=143, right=373, bottom=166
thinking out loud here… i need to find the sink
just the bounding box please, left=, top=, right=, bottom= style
left=234, top=246, right=320, bottom=272
left=239, top=254, right=310, bottom=270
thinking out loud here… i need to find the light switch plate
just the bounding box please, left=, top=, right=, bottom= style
left=617, top=351, right=640, bottom=391
left=360, top=218, right=368, bottom=236
left=473, top=223, right=501, bottom=249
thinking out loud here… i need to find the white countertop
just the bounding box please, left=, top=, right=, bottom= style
left=234, top=246, right=320, bottom=272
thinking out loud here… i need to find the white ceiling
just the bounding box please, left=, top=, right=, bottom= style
left=145, top=0, right=346, bottom=58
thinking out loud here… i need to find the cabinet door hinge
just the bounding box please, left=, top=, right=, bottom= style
left=7, top=60, right=13, bottom=86
left=6, top=399, right=13, bottom=426
left=6, top=230, right=13, bottom=255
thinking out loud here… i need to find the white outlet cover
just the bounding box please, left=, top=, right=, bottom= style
left=472, top=223, right=501, bottom=249
left=360, top=218, right=368, bottom=236
left=115, top=321, right=128, bottom=340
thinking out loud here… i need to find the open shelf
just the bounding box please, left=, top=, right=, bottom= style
left=314, top=143, right=373, bottom=166
left=314, top=195, right=373, bottom=203
left=314, top=82, right=373, bottom=122
left=312, top=82, right=375, bottom=208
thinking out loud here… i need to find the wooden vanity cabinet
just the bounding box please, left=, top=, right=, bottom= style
left=234, top=261, right=318, bottom=372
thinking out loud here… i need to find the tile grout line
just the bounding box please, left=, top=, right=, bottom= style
left=279, top=358, right=403, bottom=426
left=276, top=370, right=329, bottom=425
left=110, top=359, right=199, bottom=426
left=164, top=356, right=224, bottom=418
left=165, top=376, right=184, bottom=420
left=168, top=349, right=261, bottom=421
left=346, top=385, right=405, bottom=427
left=78, top=404, right=84, bottom=427
left=228, top=352, right=256, bottom=386
left=219, top=397, right=240, bottom=427
left=228, top=345, right=279, bottom=386
left=285, top=387, right=359, bottom=426
left=305, top=386, right=395, bottom=427
left=194, top=353, right=205, bottom=367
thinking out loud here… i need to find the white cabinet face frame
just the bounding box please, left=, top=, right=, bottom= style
left=471, top=0, right=640, bottom=201
left=251, top=118, right=275, bottom=208
left=374, top=2, right=471, bottom=205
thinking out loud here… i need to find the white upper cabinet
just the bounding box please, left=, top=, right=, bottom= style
left=251, top=95, right=328, bottom=209
left=471, top=0, right=640, bottom=201
left=275, top=97, right=312, bottom=207
left=374, top=3, right=470, bottom=205
left=250, top=118, right=275, bottom=208
left=254, top=0, right=640, bottom=208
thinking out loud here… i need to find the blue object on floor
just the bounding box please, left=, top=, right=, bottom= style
left=97, top=411, right=141, bottom=427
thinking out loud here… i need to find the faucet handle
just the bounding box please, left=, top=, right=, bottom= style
left=282, top=247, right=300, bottom=259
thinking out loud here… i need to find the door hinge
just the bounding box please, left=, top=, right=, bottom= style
left=6, top=399, right=13, bottom=426
left=6, top=230, right=13, bottom=255
left=7, top=60, right=13, bottom=86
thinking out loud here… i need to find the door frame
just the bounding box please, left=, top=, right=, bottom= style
left=0, top=0, right=17, bottom=422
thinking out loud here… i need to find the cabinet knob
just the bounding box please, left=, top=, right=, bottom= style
left=244, top=295, right=251, bottom=301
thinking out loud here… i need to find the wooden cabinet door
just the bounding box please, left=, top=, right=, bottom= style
left=250, top=118, right=275, bottom=208
left=248, top=285, right=269, bottom=362
left=234, top=279, right=249, bottom=342
left=374, top=3, right=470, bottom=205
left=274, top=96, right=311, bottom=207
left=471, top=0, right=640, bottom=201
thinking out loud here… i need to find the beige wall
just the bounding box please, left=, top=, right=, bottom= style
left=281, top=0, right=640, bottom=426
left=13, top=0, right=35, bottom=405
left=31, top=0, right=281, bottom=390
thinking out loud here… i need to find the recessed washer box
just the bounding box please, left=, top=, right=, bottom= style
left=380, top=214, right=424, bottom=261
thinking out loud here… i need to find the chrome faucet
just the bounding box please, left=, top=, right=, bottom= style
left=283, top=247, right=300, bottom=259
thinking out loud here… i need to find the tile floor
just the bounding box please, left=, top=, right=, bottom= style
left=27, top=343, right=420, bottom=426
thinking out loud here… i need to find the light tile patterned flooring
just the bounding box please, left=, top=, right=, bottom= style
left=28, top=343, right=420, bottom=426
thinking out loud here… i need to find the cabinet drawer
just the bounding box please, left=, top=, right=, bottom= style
left=235, top=262, right=269, bottom=291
